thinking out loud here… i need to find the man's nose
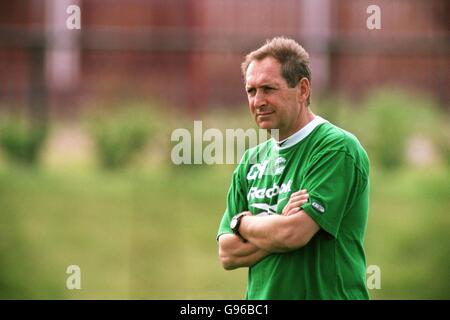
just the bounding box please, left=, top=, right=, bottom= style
left=253, top=90, right=266, bottom=108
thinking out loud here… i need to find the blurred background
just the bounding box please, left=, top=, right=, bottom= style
left=0, top=0, right=449, bottom=299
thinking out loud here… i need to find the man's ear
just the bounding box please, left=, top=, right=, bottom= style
left=297, top=78, right=310, bottom=104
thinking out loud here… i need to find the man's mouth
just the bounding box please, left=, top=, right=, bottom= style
left=257, top=111, right=274, bottom=116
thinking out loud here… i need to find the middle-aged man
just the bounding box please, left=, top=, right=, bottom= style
left=217, top=37, right=370, bottom=299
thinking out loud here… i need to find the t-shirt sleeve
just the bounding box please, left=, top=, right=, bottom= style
left=216, top=166, right=248, bottom=240
left=300, top=150, right=359, bottom=238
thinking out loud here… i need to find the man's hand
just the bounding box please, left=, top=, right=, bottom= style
left=218, top=233, right=270, bottom=270
left=282, top=189, right=309, bottom=216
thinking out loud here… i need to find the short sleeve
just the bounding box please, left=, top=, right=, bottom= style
left=216, top=166, right=248, bottom=240
left=300, top=150, right=358, bottom=238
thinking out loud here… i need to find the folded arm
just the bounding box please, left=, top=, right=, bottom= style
left=239, top=210, right=320, bottom=253
left=218, top=190, right=316, bottom=269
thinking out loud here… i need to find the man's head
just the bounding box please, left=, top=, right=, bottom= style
left=241, top=37, right=312, bottom=139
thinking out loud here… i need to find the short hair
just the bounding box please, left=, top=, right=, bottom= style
left=241, top=37, right=312, bottom=104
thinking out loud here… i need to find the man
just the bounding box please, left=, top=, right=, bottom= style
left=217, top=37, right=370, bottom=299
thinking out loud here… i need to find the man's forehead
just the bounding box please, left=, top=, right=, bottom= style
left=245, top=57, right=283, bottom=87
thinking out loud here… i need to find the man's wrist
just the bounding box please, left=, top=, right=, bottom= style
left=231, top=212, right=251, bottom=242
left=238, top=215, right=250, bottom=240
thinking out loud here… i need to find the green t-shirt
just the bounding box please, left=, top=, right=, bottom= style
left=217, top=117, right=370, bottom=300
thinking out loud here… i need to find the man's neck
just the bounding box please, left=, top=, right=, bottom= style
left=274, top=113, right=327, bottom=149
left=278, top=109, right=316, bottom=141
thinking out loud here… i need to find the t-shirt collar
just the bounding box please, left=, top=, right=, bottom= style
left=273, top=116, right=327, bottom=150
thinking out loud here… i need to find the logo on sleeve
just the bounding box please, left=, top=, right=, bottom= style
left=312, top=201, right=325, bottom=214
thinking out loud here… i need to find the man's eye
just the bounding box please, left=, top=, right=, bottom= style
left=247, top=88, right=255, bottom=95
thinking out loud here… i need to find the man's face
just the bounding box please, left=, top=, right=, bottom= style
left=245, top=57, right=300, bottom=139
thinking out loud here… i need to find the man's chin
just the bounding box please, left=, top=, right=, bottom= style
left=256, top=122, right=281, bottom=139
left=257, top=121, right=277, bottom=130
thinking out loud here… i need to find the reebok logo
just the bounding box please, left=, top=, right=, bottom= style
left=250, top=196, right=289, bottom=214
left=247, top=180, right=292, bottom=201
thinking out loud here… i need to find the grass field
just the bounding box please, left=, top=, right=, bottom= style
left=0, top=163, right=449, bottom=299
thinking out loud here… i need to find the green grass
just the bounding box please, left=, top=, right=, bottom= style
left=365, top=166, right=450, bottom=299
left=0, top=164, right=448, bottom=299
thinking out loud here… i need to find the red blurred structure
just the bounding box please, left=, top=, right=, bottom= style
left=0, top=0, right=448, bottom=118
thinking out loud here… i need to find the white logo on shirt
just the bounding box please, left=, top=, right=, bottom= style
left=247, top=180, right=292, bottom=201
left=250, top=203, right=278, bottom=214
left=312, top=201, right=325, bottom=213
left=246, top=157, right=286, bottom=180
left=250, top=196, right=290, bottom=214
left=273, top=157, right=286, bottom=175
left=247, top=160, right=269, bottom=180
